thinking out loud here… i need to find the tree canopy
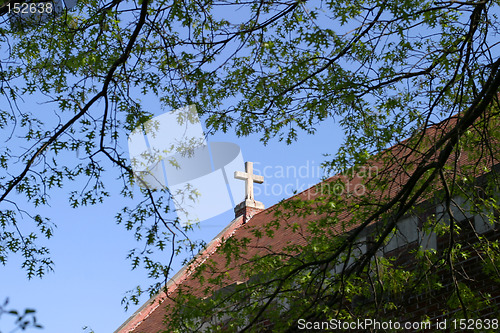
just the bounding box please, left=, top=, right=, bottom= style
left=0, top=0, right=500, bottom=331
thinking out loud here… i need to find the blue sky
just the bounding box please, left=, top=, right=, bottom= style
left=0, top=3, right=346, bottom=331
left=0, top=105, right=342, bottom=332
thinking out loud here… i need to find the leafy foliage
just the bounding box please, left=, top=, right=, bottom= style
left=0, top=298, right=42, bottom=332
left=0, top=0, right=499, bottom=331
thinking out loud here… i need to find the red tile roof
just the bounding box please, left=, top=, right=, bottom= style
left=115, top=113, right=500, bottom=332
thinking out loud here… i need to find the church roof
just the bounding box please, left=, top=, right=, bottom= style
left=115, top=113, right=499, bottom=332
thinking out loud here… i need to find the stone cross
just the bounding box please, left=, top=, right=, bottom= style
left=234, top=162, right=264, bottom=201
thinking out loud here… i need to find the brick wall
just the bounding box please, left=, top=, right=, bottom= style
left=380, top=212, right=500, bottom=330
